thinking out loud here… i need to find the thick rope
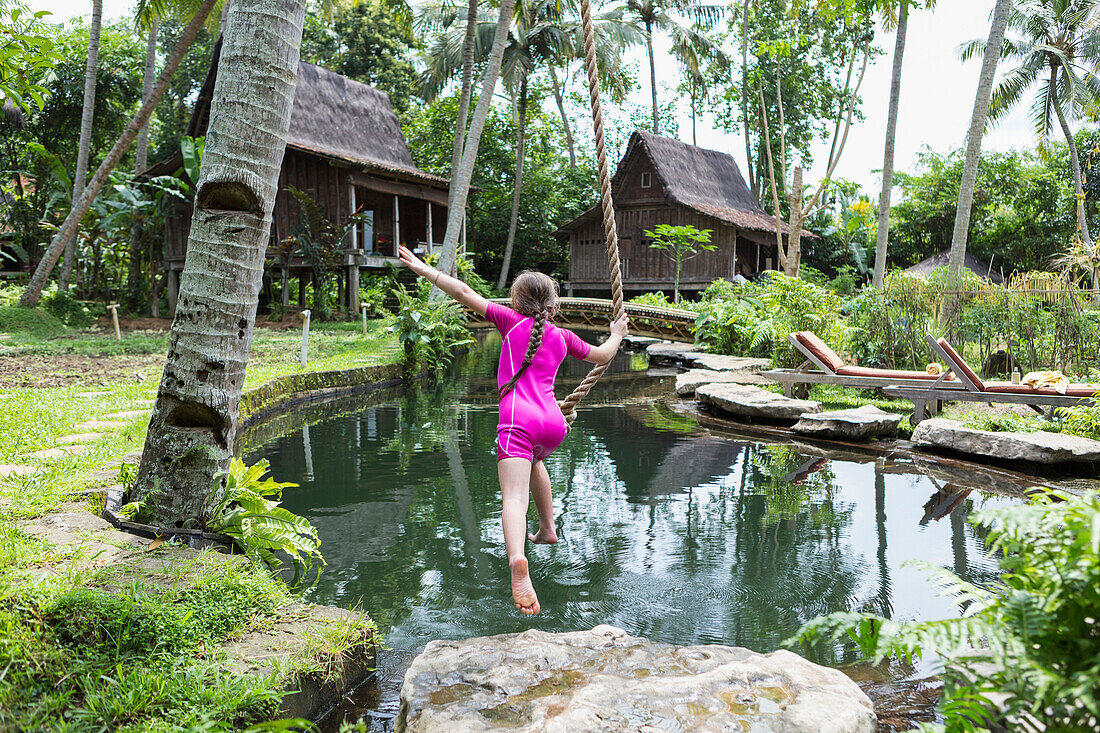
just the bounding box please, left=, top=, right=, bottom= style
left=558, top=0, right=625, bottom=425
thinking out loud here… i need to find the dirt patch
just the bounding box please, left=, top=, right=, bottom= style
left=97, top=316, right=173, bottom=333
left=0, top=353, right=164, bottom=388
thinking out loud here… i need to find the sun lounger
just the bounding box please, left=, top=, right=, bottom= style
left=763, top=331, right=963, bottom=401
left=882, top=334, right=1100, bottom=424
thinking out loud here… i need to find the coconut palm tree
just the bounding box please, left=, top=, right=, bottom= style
left=422, top=0, right=640, bottom=289
left=58, top=0, right=102, bottom=293
left=130, top=0, right=307, bottom=527
left=947, top=0, right=1013, bottom=277
left=618, top=0, right=721, bottom=135
left=871, top=0, right=937, bottom=290
left=421, top=0, right=516, bottom=299
left=962, top=0, right=1100, bottom=254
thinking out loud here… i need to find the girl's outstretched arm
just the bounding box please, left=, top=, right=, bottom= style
left=583, top=313, right=629, bottom=364
left=397, top=245, right=491, bottom=317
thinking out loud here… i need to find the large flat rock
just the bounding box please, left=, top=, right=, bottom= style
left=676, top=369, right=769, bottom=396
left=911, top=418, right=1100, bottom=465
left=397, top=625, right=875, bottom=733
left=697, top=383, right=821, bottom=421
left=688, top=355, right=771, bottom=373
left=792, top=406, right=902, bottom=441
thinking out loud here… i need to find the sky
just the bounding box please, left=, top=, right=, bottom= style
left=35, top=0, right=1039, bottom=194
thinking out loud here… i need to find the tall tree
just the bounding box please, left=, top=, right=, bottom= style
left=871, top=0, right=936, bottom=290
left=130, top=0, right=307, bottom=527
left=424, top=0, right=517, bottom=298
left=758, top=5, right=872, bottom=277
left=58, top=0, right=103, bottom=293
left=946, top=0, right=1012, bottom=276
left=619, top=0, right=721, bottom=135
left=19, top=0, right=219, bottom=307
left=964, top=0, right=1100, bottom=260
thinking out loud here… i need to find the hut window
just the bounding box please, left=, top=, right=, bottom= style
left=640, top=172, right=652, bottom=189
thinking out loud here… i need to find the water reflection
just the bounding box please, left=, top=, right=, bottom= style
left=248, top=386, right=1008, bottom=670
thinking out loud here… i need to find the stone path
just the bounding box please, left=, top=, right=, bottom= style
left=792, top=406, right=902, bottom=442
left=675, top=369, right=769, bottom=396
left=76, top=420, right=126, bottom=430
left=57, top=433, right=107, bottom=445
left=0, top=464, right=38, bottom=478
left=912, top=418, right=1100, bottom=466
left=697, top=383, right=822, bottom=421
left=26, top=445, right=90, bottom=460
left=103, top=409, right=151, bottom=420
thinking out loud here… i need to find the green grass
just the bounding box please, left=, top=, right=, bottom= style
left=0, top=305, right=69, bottom=340
left=0, top=312, right=397, bottom=731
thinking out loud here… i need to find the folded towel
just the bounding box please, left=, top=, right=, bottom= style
left=926, top=363, right=943, bottom=376
left=1022, top=370, right=1070, bottom=395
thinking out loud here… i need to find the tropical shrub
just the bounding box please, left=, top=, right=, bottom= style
left=390, top=286, right=474, bottom=373
left=205, top=458, right=324, bottom=586
left=791, top=490, right=1100, bottom=733
left=693, top=273, right=844, bottom=366
left=630, top=291, right=675, bottom=309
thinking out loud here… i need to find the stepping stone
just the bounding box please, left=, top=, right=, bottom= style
left=911, top=418, right=1100, bottom=466
left=76, top=391, right=112, bottom=398
left=675, top=368, right=769, bottom=396
left=103, top=410, right=150, bottom=420
left=26, top=445, right=89, bottom=461
left=697, top=383, right=821, bottom=422
left=0, top=464, right=38, bottom=478
left=687, top=355, right=771, bottom=373
left=646, top=342, right=708, bottom=365
left=77, top=420, right=126, bottom=430
left=89, top=469, right=120, bottom=483
left=57, top=433, right=106, bottom=445
left=792, top=405, right=902, bottom=441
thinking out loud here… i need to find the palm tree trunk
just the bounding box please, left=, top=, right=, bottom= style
left=647, top=19, right=659, bottom=134
left=431, top=0, right=517, bottom=300
left=59, top=0, right=103, bottom=293
left=130, top=0, right=307, bottom=527
left=447, top=0, right=478, bottom=216
left=1051, top=65, right=1093, bottom=249
left=740, top=0, right=755, bottom=198
left=549, top=65, right=576, bottom=167
left=19, top=0, right=220, bottom=307
left=496, top=76, right=528, bottom=290
left=135, top=21, right=159, bottom=172
left=126, top=20, right=160, bottom=312
left=872, top=2, right=908, bottom=290
left=947, top=0, right=1010, bottom=275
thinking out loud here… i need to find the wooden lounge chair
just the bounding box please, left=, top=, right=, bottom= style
left=882, top=334, right=1100, bottom=424
left=764, top=331, right=963, bottom=400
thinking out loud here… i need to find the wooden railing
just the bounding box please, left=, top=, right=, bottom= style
left=469, top=297, right=697, bottom=342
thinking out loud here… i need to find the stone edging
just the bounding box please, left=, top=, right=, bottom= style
left=239, top=361, right=411, bottom=428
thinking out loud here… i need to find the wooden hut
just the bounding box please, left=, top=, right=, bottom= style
left=143, top=42, right=462, bottom=314
left=556, top=130, right=787, bottom=297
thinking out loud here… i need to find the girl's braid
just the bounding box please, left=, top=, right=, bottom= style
left=499, top=307, right=548, bottom=396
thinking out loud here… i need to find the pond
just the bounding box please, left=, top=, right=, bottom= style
left=241, top=335, right=1014, bottom=730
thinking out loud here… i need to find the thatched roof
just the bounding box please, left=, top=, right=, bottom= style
left=558, top=130, right=788, bottom=235
left=905, top=250, right=1004, bottom=284
left=143, top=40, right=445, bottom=188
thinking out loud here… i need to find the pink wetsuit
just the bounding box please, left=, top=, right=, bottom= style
left=485, top=302, right=592, bottom=462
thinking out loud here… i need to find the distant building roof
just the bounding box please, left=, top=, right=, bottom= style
left=142, top=40, right=446, bottom=188
left=558, top=130, right=789, bottom=235
left=905, top=250, right=1004, bottom=284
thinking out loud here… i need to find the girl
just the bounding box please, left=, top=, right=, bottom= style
left=397, top=245, right=628, bottom=615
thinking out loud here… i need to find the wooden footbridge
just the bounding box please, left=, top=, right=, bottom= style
left=468, top=297, right=697, bottom=343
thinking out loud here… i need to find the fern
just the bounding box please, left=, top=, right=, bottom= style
left=790, top=490, right=1100, bottom=731
left=205, top=458, right=325, bottom=588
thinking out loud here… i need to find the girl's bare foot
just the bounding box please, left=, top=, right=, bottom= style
left=509, top=556, right=540, bottom=615
left=527, top=527, right=558, bottom=544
